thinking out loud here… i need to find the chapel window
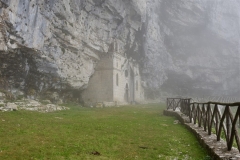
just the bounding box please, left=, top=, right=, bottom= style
left=136, top=80, right=138, bottom=91
left=116, top=73, right=119, bottom=86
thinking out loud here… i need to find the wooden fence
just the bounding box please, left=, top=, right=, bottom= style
left=166, top=98, right=182, bottom=111
left=166, top=98, right=240, bottom=152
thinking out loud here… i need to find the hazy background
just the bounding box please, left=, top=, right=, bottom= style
left=142, top=0, right=240, bottom=100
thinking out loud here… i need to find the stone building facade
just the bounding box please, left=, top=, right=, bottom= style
left=82, top=43, right=145, bottom=106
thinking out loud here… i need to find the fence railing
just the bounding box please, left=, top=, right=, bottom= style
left=166, top=98, right=182, bottom=111
left=166, top=98, right=240, bottom=152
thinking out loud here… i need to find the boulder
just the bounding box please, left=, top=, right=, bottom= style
left=41, top=100, right=51, bottom=104
left=26, top=100, right=41, bottom=107
left=6, top=103, right=18, bottom=111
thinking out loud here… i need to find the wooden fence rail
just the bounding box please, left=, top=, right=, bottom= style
left=166, top=98, right=240, bottom=152
left=166, top=98, right=182, bottom=111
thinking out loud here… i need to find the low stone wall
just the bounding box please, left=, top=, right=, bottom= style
left=163, top=110, right=240, bottom=160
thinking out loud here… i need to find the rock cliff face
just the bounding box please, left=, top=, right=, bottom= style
left=144, top=0, right=240, bottom=98
left=0, top=0, right=146, bottom=101
left=0, top=0, right=239, bottom=101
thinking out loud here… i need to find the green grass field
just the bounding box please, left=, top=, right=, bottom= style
left=0, top=103, right=210, bottom=160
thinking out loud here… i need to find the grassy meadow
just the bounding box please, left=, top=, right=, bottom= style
left=0, top=103, right=210, bottom=160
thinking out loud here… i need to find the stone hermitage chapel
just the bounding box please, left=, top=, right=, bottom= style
left=82, top=40, right=145, bottom=107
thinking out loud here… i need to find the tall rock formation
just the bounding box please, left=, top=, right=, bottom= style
left=0, top=0, right=146, bottom=101
left=0, top=0, right=239, bottom=101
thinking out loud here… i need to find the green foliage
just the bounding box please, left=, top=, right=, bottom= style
left=0, top=104, right=209, bottom=159
left=16, top=95, right=24, bottom=100
left=27, top=88, right=36, bottom=96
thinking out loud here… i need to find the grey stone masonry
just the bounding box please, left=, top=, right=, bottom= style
left=163, top=109, right=240, bottom=160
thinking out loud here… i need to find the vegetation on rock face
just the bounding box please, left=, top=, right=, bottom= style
left=0, top=0, right=145, bottom=100
left=0, top=103, right=209, bottom=159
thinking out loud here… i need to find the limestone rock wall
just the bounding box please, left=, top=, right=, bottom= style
left=0, top=0, right=239, bottom=101
left=0, top=0, right=146, bottom=100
